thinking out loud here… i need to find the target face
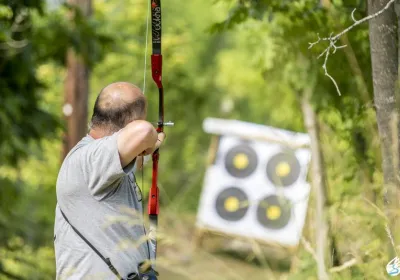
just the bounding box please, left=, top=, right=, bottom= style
left=224, top=143, right=258, bottom=178
left=266, top=151, right=301, bottom=186
left=256, top=195, right=292, bottom=230
left=215, top=187, right=249, bottom=221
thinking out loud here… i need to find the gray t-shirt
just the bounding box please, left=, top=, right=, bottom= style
left=54, top=133, right=150, bottom=280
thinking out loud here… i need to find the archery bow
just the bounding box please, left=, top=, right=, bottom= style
left=147, top=0, right=168, bottom=273
left=143, top=0, right=173, bottom=275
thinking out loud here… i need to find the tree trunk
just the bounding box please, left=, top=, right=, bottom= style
left=368, top=0, right=399, bottom=258
left=340, top=32, right=381, bottom=203
left=301, top=88, right=330, bottom=280
left=62, top=0, right=92, bottom=159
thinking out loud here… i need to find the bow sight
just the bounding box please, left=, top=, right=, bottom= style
left=151, top=121, right=174, bottom=127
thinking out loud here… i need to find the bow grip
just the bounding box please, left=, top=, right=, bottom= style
left=148, top=186, right=159, bottom=215
left=148, top=151, right=160, bottom=215
left=151, top=54, right=163, bottom=89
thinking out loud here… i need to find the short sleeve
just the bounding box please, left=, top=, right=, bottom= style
left=79, top=132, right=135, bottom=200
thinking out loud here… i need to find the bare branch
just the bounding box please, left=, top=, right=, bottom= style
left=322, top=45, right=342, bottom=95
left=333, top=0, right=396, bottom=42
left=333, top=44, right=346, bottom=53
left=11, top=9, right=29, bottom=32
left=329, top=258, right=357, bottom=273
left=0, top=8, right=30, bottom=51
left=301, top=237, right=318, bottom=263
left=308, top=34, right=322, bottom=48
left=0, top=39, right=29, bottom=50
left=385, top=224, right=399, bottom=256
left=309, top=0, right=398, bottom=95
left=351, top=8, right=357, bottom=22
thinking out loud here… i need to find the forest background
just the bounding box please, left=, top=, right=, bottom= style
left=1, top=0, right=399, bottom=279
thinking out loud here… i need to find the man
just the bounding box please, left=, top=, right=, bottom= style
left=54, top=82, right=165, bottom=279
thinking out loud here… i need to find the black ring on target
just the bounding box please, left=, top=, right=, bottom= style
left=215, top=187, right=249, bottom=222
left=266, top=151, right=301, bottom=187
left=224, top=143, right=258, bottom=178
left=256, top=194, right=292, bottom=230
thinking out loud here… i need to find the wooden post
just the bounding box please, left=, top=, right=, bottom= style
left=301, top=88, right=330, bottom=280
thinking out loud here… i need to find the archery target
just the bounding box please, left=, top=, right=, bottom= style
left=224, top=143, right=258, bottom=178
left=215, top=187, right=249, bottom=221
left=256, top=195, right=292, bottom=230
left=197, top=123, right=312, bottom=247
left=266, top=151, right=301, bottom=187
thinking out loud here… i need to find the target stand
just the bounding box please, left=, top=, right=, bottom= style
left=194, top=118, right=311, bottom=259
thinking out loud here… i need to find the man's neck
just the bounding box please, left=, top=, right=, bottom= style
left=89, top=128, right=111, bottom=139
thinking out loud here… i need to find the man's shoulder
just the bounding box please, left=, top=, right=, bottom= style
left=75, top=135, right=95, bottom=149
left=64, top=135, right=95, bottom=158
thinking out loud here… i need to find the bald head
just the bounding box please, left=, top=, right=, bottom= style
left=90, top=82, right=147, bottom=132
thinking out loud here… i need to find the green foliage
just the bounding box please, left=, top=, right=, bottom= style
left=0, top=0, right=114, bottom=278
left=33, top=4, right=114, bottom=67
left=0, top=5, right=58, bottom=166
left=0, top=1, right=113, bottom=166
left=0, top=237, right=55, bottom=280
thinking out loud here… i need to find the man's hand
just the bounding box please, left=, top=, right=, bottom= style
left=117, top=120, right=158, bottom=168
left=139, top=132, right=166, bottom=156
left=135, top=132, right=166, bottom=170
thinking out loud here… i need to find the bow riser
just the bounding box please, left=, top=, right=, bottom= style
left=151, top=55, right=163, bottom=88
left=148, top=153, right=160, bottom=215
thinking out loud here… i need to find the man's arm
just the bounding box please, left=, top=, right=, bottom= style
left=135, top=132, right=166, bottom=170
left=76, top=121, right=158, bottom=200
left=117, top=120, right=158, bottom=167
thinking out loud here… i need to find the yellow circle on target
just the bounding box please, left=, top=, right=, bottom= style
left=224, top=196, right=240, bottom=212
left=266, top=206, right=281, bottom=220
left=233, top=153, right=249, bottom=170
left=275, top=162, right=290, bottom=177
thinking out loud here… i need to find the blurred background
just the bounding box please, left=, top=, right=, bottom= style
left=1, top=0, right=399, bottom=279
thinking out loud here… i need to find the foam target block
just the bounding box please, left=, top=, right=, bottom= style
left=197, top=121, right=312, bottom=247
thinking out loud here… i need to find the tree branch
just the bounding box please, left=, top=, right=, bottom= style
left=309, top=0, right=398, bottom=95
left=301, top=237, right=318, bottom=263
left=329, top=258, right=357, bottom=273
